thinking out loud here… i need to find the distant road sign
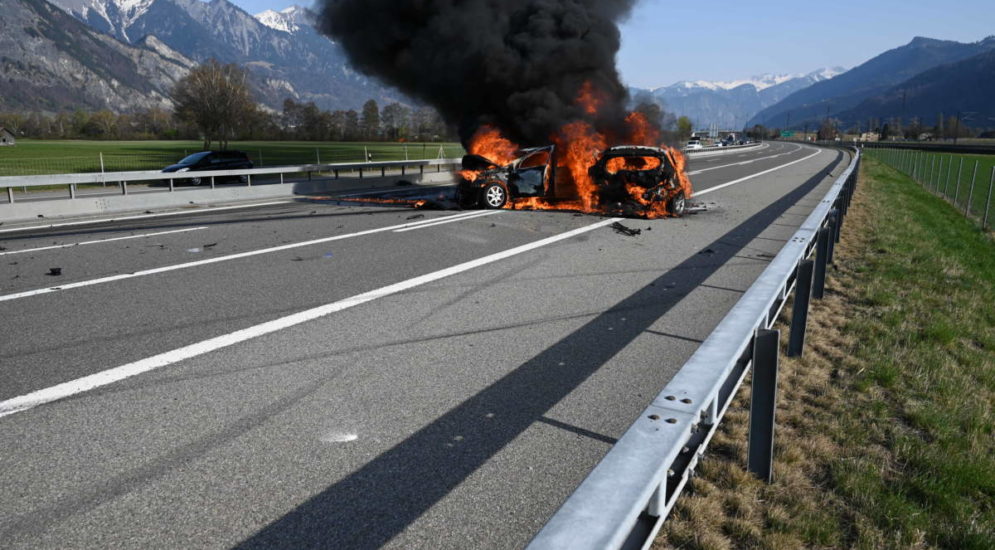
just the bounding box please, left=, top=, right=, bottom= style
left=780, top=131, right=795, bottom=138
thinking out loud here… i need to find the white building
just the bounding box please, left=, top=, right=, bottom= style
left=0, top=127, right=15, bottom=147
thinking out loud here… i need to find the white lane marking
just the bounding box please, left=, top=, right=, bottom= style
left=687, top=144, right=802, bottom=176
left=393, top=210, right=500, bottom=232
left=694, top=148, right=823, bottom=197
left=0, top=227, right=209, bottom=256
left=0, top=211, right=509, bottom=303
left=0, top=200, right=294, bottom=234
left=0, top=217, right=620, bottom=418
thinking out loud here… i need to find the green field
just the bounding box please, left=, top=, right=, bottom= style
left=0, top=140, right=466, bottom=177
left=864, top=147, right=995, bottom=227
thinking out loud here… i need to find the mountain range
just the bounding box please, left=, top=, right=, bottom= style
left=748, top=36, right=995, bottom=130
left=0, top=0, right=193, bottom=112
left=632, top=68, right=846, bottom=129
left=1, top=0, right=403, bottom=113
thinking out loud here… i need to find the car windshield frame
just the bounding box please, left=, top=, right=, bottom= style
left=177, top=152, right=211, bottom=165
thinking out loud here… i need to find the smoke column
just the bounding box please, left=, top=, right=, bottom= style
left=318, top=0, right=639, bottom=146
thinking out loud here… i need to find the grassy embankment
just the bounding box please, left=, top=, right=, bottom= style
left=0, top=140, right=465, bottom=177
left=653, top=156, right=995, bottom=549
left=864, top=148, right=995, bottom=227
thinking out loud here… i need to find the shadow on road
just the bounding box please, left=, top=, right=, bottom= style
left=233, top=150, right=845, bottom=549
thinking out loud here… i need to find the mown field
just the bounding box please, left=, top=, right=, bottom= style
left=655, top=156, right=994, bottom=550
left=865, top=148, right=995, bottom=228
left=0, top=140, right=466, bottom=177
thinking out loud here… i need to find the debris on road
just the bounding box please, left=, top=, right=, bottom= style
left=610, top=222, right=642, bottom=237
left=406, top=214, right=426, bottom=220
left=47, top=267, right=62, bottom=276
left=699, top=248, right=716, bottom=255
left=186, top=248, right=202, bottom=253
left=203, top=243, right=218, bottom=249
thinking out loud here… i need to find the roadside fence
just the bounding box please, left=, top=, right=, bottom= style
left=863, top=146, right=995, bottom=231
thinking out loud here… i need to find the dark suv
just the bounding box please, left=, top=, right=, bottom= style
left=161, top=150, right=253, bottom=185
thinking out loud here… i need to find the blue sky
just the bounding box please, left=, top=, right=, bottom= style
left=233, top=0, right=993, bottom=89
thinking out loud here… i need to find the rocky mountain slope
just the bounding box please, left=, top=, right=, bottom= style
left=46, top=0, right=404, bottom=111
left=0, top=0, right=193, bottom=112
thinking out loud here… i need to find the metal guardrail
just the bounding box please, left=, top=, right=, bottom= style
left=0, top=158, right=462, bottom=204
left=528, top=147, right=860, bottom=550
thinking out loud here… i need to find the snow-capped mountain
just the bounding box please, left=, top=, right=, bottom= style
left=46, top=0, right=406, bottom=111
left=0, top=0, right=193, bottom=112
left=632, top=68, right=847, bottom=129
left=255, top=5, right=311, bottom=34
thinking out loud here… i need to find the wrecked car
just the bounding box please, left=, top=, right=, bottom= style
left=457, top=146, right=557, bottom=209
left=588, top=146, right=688, bottom=216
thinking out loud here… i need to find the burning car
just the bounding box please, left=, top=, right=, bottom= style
left=457, top=142, right=691, bottom=218
left=588, top=146, right=689, bottom=216
left=457, top=146, right=557, bottom=209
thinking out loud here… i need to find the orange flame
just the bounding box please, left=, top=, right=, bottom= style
left=459, top=81, right=694, bottom=218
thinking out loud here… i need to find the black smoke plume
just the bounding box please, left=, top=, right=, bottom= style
left=318, top=0, right=639, bottom=146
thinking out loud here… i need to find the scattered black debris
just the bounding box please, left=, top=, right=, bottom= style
left=610, top=222, right=641, bottom=237
left=47, top=267, right=62, bottom=276
left=646, top=227, right=652, bottom=231
left=292, top=257, right=304, bottom=262
left=0, top=246, right=6, bottom=251
left=144, top=210, right=154, bottom=214
left=406, top=213, right=425, bottom=220
left=396, top=180, right=414, bottom=186
left=489, top=223, right=496, bottom=227
left=37, top=214, right=44, bottom=218
left=12, top=275, right=19, bottom=279
left=9, top=261, right=18, bottom=265
left=310, top=210, right=317, bottom=215
left=203, top=243, right=218, bottom=249
left=699, top=248, right=716, bottom=255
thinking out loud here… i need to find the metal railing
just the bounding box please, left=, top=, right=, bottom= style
left=862, top=146, right=994, bottom=231
left=683, top=142, right=762, bottom=155
left=528, top=147, right=860, bottom=550
left=0, top=158, right=462, bottom=204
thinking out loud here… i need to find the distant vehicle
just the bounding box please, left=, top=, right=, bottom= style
left=161, top=150, right=253, bottom=185
left=685, top=141, right=704, bottom=150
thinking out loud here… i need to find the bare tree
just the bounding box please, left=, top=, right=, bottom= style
left=172, top=60, right=256, bottom=150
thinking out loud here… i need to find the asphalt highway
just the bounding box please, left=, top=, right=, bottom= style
left=0, top=142, right=848, bottom=549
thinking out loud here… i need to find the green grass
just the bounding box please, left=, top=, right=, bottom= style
left=865, top=147, right=995, bottom=227
left=656, top=155, right=995, bottom=550
left=831, top=157, right=995, bottom=549
left=0, top=140, right=466, bottom=177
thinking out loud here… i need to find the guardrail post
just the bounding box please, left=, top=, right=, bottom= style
left=813, top=227, right=831, bottom=299
left=120, top=181, right=128, bottom=195
left=966, top=160, right=979, bottom=217
left=247, top=174, right=252, bottom=187
left=211, top=176, right=216, bottom=189
left=169, top=178, right=174, bottom=192
left=381, top=167, right=386, bottom=177
left=359, top=167, right=364, bottom=178
left=69, top=184, right=76, bottom=199
left=984, top=167, right=995, bottom=230
left=748, top=329, right=780, bottom=483
left=420, top=165, right=425, bottom=176
left=7, top=187, right=14, bottom=204
left=787, top=260, right=815, bottom=357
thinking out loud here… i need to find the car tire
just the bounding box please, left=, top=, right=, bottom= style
left=480, top=182, right=509, bottom=209
left=667, top=191, right=687, bottom=216
left=190, top=176, right=203, bottom=186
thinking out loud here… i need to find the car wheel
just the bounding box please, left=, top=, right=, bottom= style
left=190, top=176, right=203, bottom=186
left=481, top=182, right=508, bottom=209
left=667, top=191, right=687, bottom=216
